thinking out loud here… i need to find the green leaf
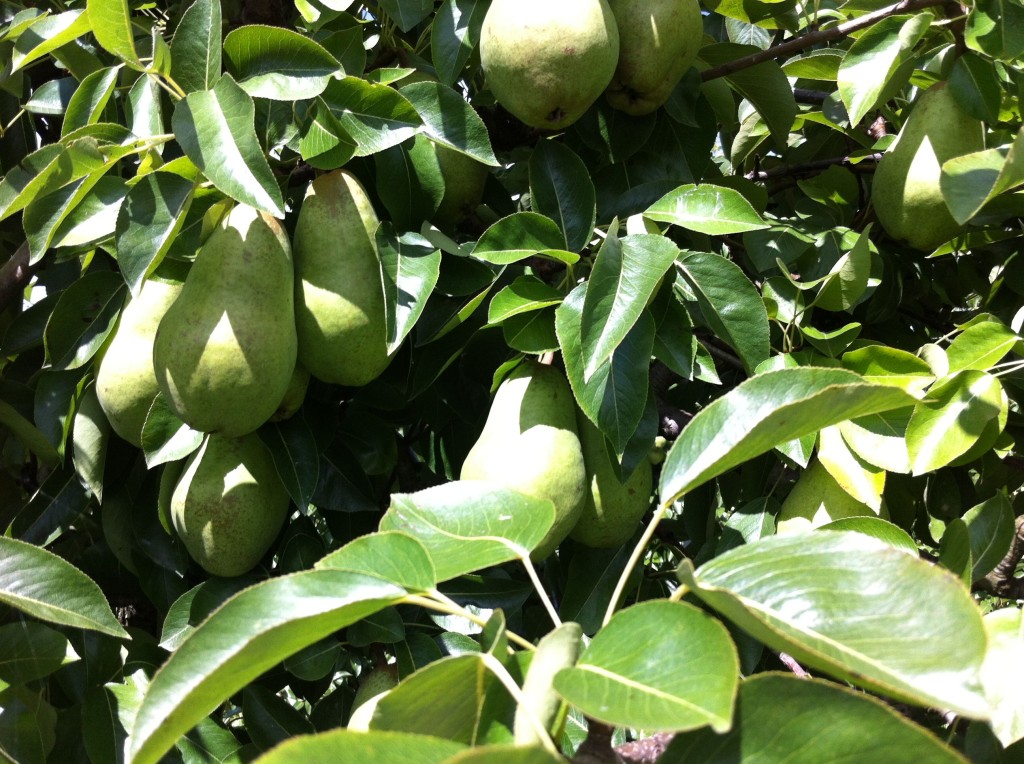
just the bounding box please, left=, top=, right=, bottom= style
left=86, top=0, right=141, bottom=68
left=320, top=76, right=422, bottom=156
left=13, top=463, right=91, bottom=546
left=471, top=212, right=571, bottom=265
left=11, top=11, right=91, bottom=72
left=375, top=136, right=445, bottom=229
left=679, top=531, right=990, bottom=718
left=814, top=225, right=872, bottom=312
left=23, top=173, right=110, bottom=264
left=965, top=0, right=1024, bottom=61
left=114, top=172, right=196, bottom=295
left=529, top=140, right=596, bottom=252
left=258, top=415, right=320, bottom=512
left=430, top=0, right=487, bottom=86
left=243, top=685, right=315, bottom=751
left=0, top=685, right=56, bottom=764
left=24, top=77, right=77, bottom=116
left=446, top=745, right=565, bottom=764
left=488, top=276, right=562, bottom=324
left=515, top=622, right=582, bottom=746
left=946, top=319, right=1020, bottom=373
left=399, top=82, right=498, bottom=166
left=127, top=72, right=165, bottom=142
left=837, top=14, right=933, bottom=127
left=0, top=143, right=105, bottom=223
left=171, top=74, right=286, bottom=217
left=644, top=184, right=768, bottom=235
left=43, top=270, right=125, bottom=371
left=818, top=516, right=919, bottom=556
left=557, top=282, right=654, bottom=456
left=677, top=251, right=770, bottom=373
left=0, top=399, right=59, bottom=466
left=660, top=367, right=916, bottom=505
left=48, top=175, right=127, bottom=250
left=378, top=0, right=433, bottom=31
left=554, top=600, right=738, bottom=732
left=839, top=407, right=913, bottom=474
left=841, top=344, right=935, bottom=395
left=669, top=673, right=968, bottom=763
left=581, top=232, right=679, bottom=381
left=171, top=0, right=222, bottom=93
left=223, top=25, right=341, bottom=100
left=316, top=531, right=436, bottom=591
left=0, top=623, right=77, bottom=684
left=300, top=98, right=358, bottom=170
left=61, top=66, right=120, bottom=137
left=941, top=128, right=1024, bottom=225
left=379, top=482, right=556, bottom=581
left=129, top=570, right=405, bottom=764
left=980, top=608, right=1024, bottom=747
left=377, top=225, right=442, bottom=353
left=905, top=370, right=1003, bottom=474
left=949, top=52, right=1002, bottom=122
left=0, top=537, right=128, bottom=638
left=140, top=393, right=204, bottom=468
left=251, top=730, right=466, bottom=764
left=371, top=654, right=511, bottom=743
left=71, top=382, right=109, bottom=502
left=960, top=493, right=1015, bottom=582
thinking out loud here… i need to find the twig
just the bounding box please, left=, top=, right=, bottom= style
left=0, top=242, right=33, bottom=314
left=977, top=515, right=1024, bottom=599
left=778, top=652, right=812, bottom=678
left=747, top=153, right=883, bottom=182
left=701, top=0, right=949, bottom=82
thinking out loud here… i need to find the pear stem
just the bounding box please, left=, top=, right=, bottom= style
left=521, top=556, right=562, bottom=628
left=412, top=591, right=537, bottom=652
left=701, top=0, right=949, bottom=82
left=603, top=504, right=669, bottom=627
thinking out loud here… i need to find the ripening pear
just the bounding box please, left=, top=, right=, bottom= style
left=570, top=415, right=652, bottom=548
left=479, top=0, right=620, bottom=130
left=605, top=0, right=703, bottom=115
left=96, top=274, right=183, bottom=446
left=777, top=458, right=885, bottom=535
left=269, top=364, right=310, bottom=422
left=294, top=170, right=392, bottom=386
left=434, top=144, right=488, bottom=228
left=153, top=205, right=297, bottom=437
left=171, top=433, right=289, bottom=577
left=461, top=361, right=587, bottom=559
left=871, top=82, right=985, bottom=251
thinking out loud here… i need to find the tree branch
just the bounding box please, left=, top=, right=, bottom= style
left=977, top=514, right=1024, bottom=599
left=747, top=153, right=882, bottom=182
left=701, top=0, right=949, bottom=82
left=0, top=242, right=33, bottom=314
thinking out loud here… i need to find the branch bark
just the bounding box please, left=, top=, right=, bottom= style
left=0, top=242, right=33, bottom=314
left=701, top=0, right=949, bottom=82
left=977, top=514, right=1024, bottom=599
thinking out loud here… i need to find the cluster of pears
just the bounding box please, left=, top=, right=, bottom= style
left=479, top=0, right=702, bottom=129
left=871, top=81, right=985, bottom=251
left=95, top=170, right=392, bottom=576
left=461, top=361, right=652, bottom=559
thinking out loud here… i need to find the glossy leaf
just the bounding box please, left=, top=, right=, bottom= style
left=11, top=11, right=91, bottom=72
left=140, top=393, right=204, bottom=468
left=581, top=232, right=678, bottom=381
left=379, top=482, right=556, bottom=581
left=399, top=82, right=498, bottom=166
left=679, top=531, right=990, bottom=718
left=817, top=424, right=885, bottom=510
left=61, top=66, right=120, bottom=137
left=129, top=571, right=405, bottom=764
left=171, top=74, right=286, bottom=217
left=377, top=225, right=442, bottom=353
left=471, top=212, right=569, bottom=265
left=980, top=608, right=1024, bottom=747
left=259, top=415, right=320, bottom=512
left=171, top=0, right=223, bottom=93
left=669, top=673, right=967, bottom=763
left=839, top=407, right=913, bottom=474
left=86, top=0, right=141, bottom=68
left=252, top=730, right=466, bottom=763
left=960, top=493, right=1015, bottom=582
left=906, top=370, right=1003, bottom=475
left=814, top=225, right=872, bottom=312
left=841, top=345, right=934, bottom=395
left=71, top=382, right=109, bottom=502
left=818, top=516, right=919, bottom=556
left=946, top=319, right=1020, bottom=373
left=0, top=622, right=77, bottom=684
left=644, top=184, right=768, bottom=235
left=0, top=143, right=105, bottom=223
left=677, top=251, right=770, bottom=373
left=554, top=601, right=738, bottom=732
left=224, top=25, right=341, bottom=100
left=320, top=76, right=422, bottom=156
left=0, top=537, right=128, bottom=638
left=300, top=98, right=358, bottom=169
left=43, top=270, right=125, bottom=370
left=430, top=0, right=487, bottom=86
left=316, top=531, right=436, bottom=592
left=660, top=368, right=914, bottom=505
left=529, top=140, right=597, bottom=252
left=487, top=276, right=562, bottom=324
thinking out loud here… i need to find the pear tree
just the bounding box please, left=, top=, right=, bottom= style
left=1, top=1, right=1024, bottom=762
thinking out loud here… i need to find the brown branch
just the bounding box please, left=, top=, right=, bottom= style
left=977, top=514, right=1024, bottom=599
left=747, top=153, right=883, bottom=182
left=779, top=652, right=812, bottom=678
left=0, top=242, right=33, bottom=314
left=701, top=0, right=949, bottom=82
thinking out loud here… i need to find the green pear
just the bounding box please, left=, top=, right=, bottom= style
left=605, top=0, right=703, bottom=115
left=777, top=458, right=885, bottom=535
left=96, top=275, right=183, bottom=446
left=171, top=433, right=289, bottom=577
left=348, top=664, right=398, bottom=731
left=153, top=204, right=297, bottom=437
left=460, top=361, right=587, bottom=559
left=269, top=364, right=310, bottom=422
left=871, top=82, right=985, bottom=251
left=479, top=0, right=620, bottom=130
left=570, top=414, right=652, bottom=548
left=293, top=170, right=392, bottom=386
left=434, top=144, right=488, bottom=229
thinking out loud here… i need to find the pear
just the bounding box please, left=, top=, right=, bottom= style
left=434, top=144, right=488, bottom=229
left=570, top=415, right=652, bottom=548
left=269, top=364, right=310, bottom=422
left=479, top=0, right=620, bottom=130
left=777, top=458, right=884, bottom=535
left=871, top=82, right=985, bottom=251
left=293, top=170, right=392, bottom=386
left=348, top=664, right=399, bottom=731
left=153, top=204, right=297, bottom=437
left=170, top=433, right=289, bottom=577
left=96, top=274, right=183, bottom=446
left=460, top=361, right=587, bottom=559
left=605, top=0, right=704, bottom=115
